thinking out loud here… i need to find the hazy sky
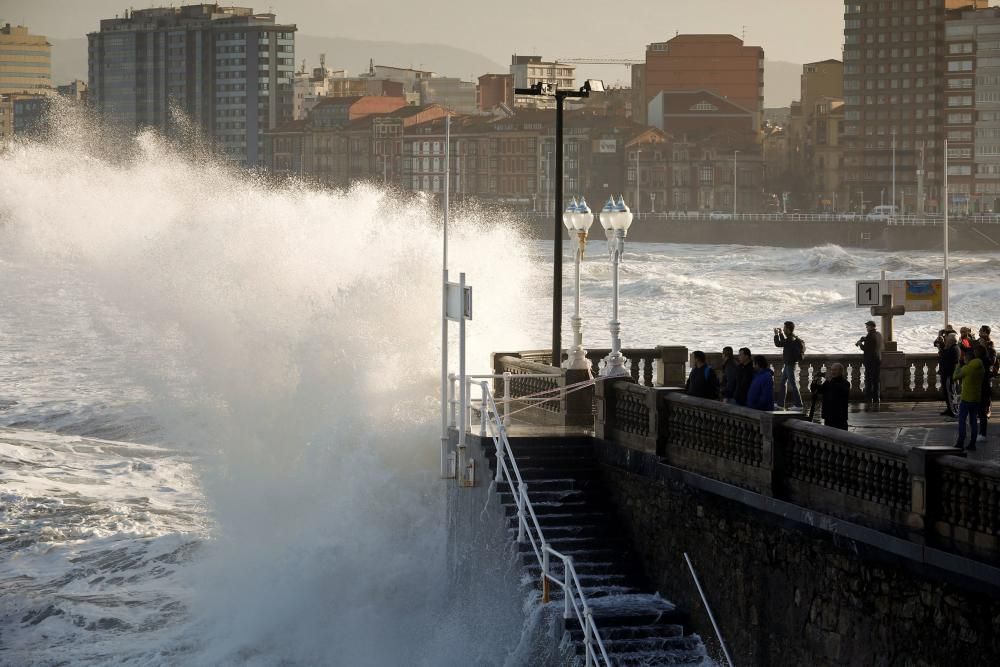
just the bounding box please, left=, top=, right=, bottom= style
left=4, top=0, right=849, bottom=64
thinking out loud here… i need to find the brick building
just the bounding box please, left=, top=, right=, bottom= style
left=642, top=35, right=764, bottom=131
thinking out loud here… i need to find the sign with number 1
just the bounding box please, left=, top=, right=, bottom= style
left=856, top=281, right=881, bottom=307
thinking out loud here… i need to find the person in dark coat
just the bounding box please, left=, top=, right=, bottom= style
left=976, top=325, right=996, bottom=436
left=773, top=321, right=805, bottom=410
left=812, top=362, right=851, bottom=430
left=938, top=331, right=961, bottom=417
left=720, top=346, right=740, bottom=404
left=746, top=356, right=775, bottom=411
left=735, top=347, right=755, bottom=407
left=686, top=350, right=720, bottom=400
left=856, top=320, right=884, bottom=405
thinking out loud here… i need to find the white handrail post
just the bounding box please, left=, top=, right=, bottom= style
left=494, top=434, right=504, bottom=483
left=502, top=371, right=512, bottom=427
left=564, top=556, right=573, bottom=620
left=541, top=542, right=550, bottom=603
left=448, top=373, right=457, bottom=428
left=517, top=483, right=527, bottom=544
left=584, top=609, right=594, bottom=667
left=479, top=381, right=488, bottom=437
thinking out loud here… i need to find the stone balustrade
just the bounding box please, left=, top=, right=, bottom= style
left=596, top=378, right=1000, bottom=563
left=510, top=347, right=996, bottom=402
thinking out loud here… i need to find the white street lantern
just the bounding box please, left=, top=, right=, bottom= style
left=564, top=197, right=594, bottom=372
left=600, top=195, right=634, bottom=378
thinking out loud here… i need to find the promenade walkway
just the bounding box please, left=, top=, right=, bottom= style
left=848, top=401, right=999, bottom=463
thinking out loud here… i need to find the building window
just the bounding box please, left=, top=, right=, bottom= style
left=700, top=166, right=713, bottom=185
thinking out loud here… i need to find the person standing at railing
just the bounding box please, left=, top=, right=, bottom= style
left=938, top=331, right=961, bottom=418
left=746, top=356, right=775, bottom=411
left=953, top=346, right=986, bottom=451
left=686, top=350, right=720, bottom=400
left=810, top=363, right=850, bottom=430
left=735, top=347, right=754, bottom=406
left=773, top=321, right=805, bottom=410
left=975, top=326, right=997, bottom=436
left=856, top=320, right=884, bottom=406
left=720, top=346, right=740, bottom=404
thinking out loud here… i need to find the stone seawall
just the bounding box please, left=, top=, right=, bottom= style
left=520, top=216, right=1000, bottom=251
left=597, top=446, right=1000, bottom=666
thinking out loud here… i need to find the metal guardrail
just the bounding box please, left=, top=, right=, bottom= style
left=479, top=382, right=612, bottom=667
left=522, top=212, right=1000, bottom=225
left=684, top=553, right=734, bottom=667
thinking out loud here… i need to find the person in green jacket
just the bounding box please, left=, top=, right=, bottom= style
left=954, top=347, right=987, bottom=451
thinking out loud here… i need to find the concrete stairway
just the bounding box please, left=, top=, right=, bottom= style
left=482, top=434, right=711, bottom=666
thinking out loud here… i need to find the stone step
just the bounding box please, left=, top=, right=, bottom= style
left=572, top=635, right=706, bottom=659
left=496, top=489, right=588, bottom=507
left=517, top=536, right=617, bottom=554
left=490, top=456, right=599, bottom=473
left=565, top=623, right=686, bottom=643
left=494, top=478, right=583, bottom=494
left=515, top=466, right=603, bottom=481
left=564, top=598, right=686, bottom=630
left=501, top=500, right=599, bottom=517
left=523, top=560, right=624, bottom=578
left=504, top=511, right=611, bottom=529
left=507, top=522, right=611, bottom=541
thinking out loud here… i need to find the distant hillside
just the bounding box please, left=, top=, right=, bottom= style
left=295, top=35, right=504, bottom=80
left=50, top=35, right=805, bottom=109
left=765, top=60, right=803, bottom=109
left=47, top=35, right=505, bottom=86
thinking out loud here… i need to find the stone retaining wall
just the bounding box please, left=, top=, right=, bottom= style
left=600, top=459, right=1000, bottom=666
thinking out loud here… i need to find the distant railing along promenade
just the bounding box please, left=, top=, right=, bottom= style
left=523, top=211, right=1000, bottom=225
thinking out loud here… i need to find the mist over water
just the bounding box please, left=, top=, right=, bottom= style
left=0, top=108, right=540, bottom=665
left=1, top=108, right=998, bottom=666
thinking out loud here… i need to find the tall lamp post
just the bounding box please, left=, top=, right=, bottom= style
left=562, top=197, right=594, bottom=372
left=733, top=149, right=740, bottom=217
left=599, top=195, right=634, bottom=378
left=515, top=79, right=605, bottom=367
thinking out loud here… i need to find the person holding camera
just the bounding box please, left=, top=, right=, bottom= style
left=810, top=363, right=851, bottom=430
left=856, top=320, right=884, bottom=406
left=773, top=321, right=805, bottom=410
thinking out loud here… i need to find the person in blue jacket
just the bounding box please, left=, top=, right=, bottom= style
left=746, top=355, right=775, bottom=411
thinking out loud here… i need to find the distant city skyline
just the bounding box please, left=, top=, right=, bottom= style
left=6, top=0, right=852, bottom=66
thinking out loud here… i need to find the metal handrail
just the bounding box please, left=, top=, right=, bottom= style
left=480, top=381, right=612, bottom=667
left=457, top=372, right=564, bottom=429
left=683, top=553, right=734, bottom=667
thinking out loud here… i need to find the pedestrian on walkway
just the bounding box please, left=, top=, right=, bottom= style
left=954, top=346, right=986, bottom=451
left=811, top=363, right=850, bottom=430
left=959, top=326, right=976, bottom=365
left=720, top=346, right=740, bottom=404
left=773, top=321, right=805, bottom=410
left=686, top=350, right=720, bottom=400
left=856, top=320, right=884, bottom=405
left=938, top=331, right=961, bottom=417
left=976, top=326, right=996, bottom=436
left=735, top=347, right=754, bottom=407
left=746, top=356, right=775, bottom=412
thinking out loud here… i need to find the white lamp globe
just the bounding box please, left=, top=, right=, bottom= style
left=599, top=196, right=616, bottom=232
left=577, top=197, right=594, bottom=233
left=563, top=197, right=579, bottom=232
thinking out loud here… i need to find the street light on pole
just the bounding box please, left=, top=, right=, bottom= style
left=598, top=194, right=634, bottom=378
left=562, top=197, right=594, bottom=372
left=733, top=150, right=740, bottom=217
left=515, top=79, right=605, bottom=367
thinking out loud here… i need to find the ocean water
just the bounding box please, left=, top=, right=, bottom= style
left=0, top=111, right=997, bottom=665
